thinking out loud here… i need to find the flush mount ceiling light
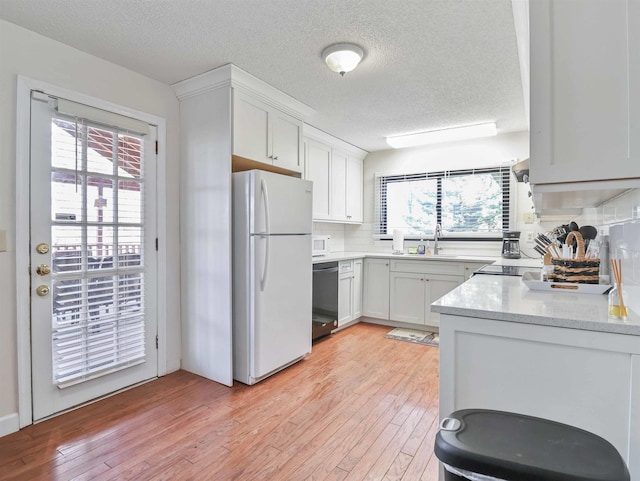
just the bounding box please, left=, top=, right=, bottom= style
left=322, top=43, right=364, bottom=76
left=386, top=122, right=498, bottom=149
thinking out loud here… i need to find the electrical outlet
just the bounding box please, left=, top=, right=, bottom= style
left=523, top=213, right=535, bottom=224
left=525, top=231, right=534, bottom=243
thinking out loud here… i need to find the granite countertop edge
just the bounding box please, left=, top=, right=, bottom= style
left=431, top=275, right=640, bottom=336
left=431, top=304, right=640, bottom=336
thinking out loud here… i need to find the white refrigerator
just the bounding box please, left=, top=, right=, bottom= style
left=232, top=170, right=313, bottom=385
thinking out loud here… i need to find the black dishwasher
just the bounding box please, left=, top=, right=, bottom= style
left=312, top=261, right=339, bottom=341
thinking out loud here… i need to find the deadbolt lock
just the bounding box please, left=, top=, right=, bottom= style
left=36, top=285, right=50, bottom=297
left=36, top=243, right=50, bottom=254
left=36, top=264, right=51, bottom=276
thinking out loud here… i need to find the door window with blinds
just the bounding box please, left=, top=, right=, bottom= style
left=49, top=111, right=148, bottom=387
left=375, top=167, right=511, bottom=239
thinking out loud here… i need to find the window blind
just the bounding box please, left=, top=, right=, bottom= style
left=50, top=115, right=148, bottom=388
left=55, top=98, right=150, bottom=136
left=374, top=165, right=511, bottom=239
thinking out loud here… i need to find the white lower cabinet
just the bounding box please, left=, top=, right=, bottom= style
left=464, top=262, right=487, bottom=280
left=337, top=259, right=363, bottom=327
left=389, top=272, right=425, bottom=324
left=363, top=258, right=390, bottom=320
left=389, top=260, right=464, bottom=328
left=439, top=314, right=640, bottom=477
left=353, top=259, right=363, bottom=319
left=389, top=272, right=462, bottom=328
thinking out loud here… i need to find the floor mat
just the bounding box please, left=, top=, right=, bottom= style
left=385, top=328, right=439, bottom=347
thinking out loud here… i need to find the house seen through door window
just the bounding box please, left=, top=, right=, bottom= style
left=49, top=117, right=147, bottom=387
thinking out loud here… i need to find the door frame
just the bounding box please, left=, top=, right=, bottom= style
left=15, top=76, right=169, bottom=428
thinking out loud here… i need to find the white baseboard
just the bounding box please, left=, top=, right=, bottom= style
left=0, top=413, right=20, bottom=437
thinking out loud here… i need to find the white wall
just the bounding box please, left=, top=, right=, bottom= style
left=0, top=19, right=181, bottom=433
left=342, top=131, right=547, bottom=257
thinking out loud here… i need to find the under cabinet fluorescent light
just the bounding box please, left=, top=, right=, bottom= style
left=386, top=122, right=497, bottom=149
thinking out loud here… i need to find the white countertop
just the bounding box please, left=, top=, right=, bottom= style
left=313, top=251, right=543, bottom=268
left=431, top=274, right=640, bottom=336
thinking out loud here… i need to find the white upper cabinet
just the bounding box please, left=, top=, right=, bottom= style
left=305, top=139, right=332, bottom=220
left=345, top=156, right=363, bottom=223
left=303, top=124, right=367, bottom=224
left=330, top=149, right=348, bottom=221
left=233, top=90, right=303, bottom=173
left=233, top=92, right=269, bottom=164
left=530, top=0, right=640, bottom=184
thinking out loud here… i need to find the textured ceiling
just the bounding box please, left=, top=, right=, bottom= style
left=0, top=0, right=527, bottom=152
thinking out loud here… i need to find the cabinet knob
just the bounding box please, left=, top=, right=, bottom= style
left=273, top=156, right=278, bottom=161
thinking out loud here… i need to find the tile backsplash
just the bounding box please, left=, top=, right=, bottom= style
left=577, top=188, right=640, bottom=316
left=312, top=222, right=346, bottom=252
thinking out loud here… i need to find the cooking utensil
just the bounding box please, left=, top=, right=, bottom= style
left=579, top=225, right=597, bottom=241
left=533, top=245, right=546, bottom=256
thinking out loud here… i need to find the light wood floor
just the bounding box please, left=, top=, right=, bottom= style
left=0, top=322, right=440, bottom=481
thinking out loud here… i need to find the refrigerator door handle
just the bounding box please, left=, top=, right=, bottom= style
left=260, top=235, right=270, bottom=292
left=261, top=178, right=271, bottom=236
left=260, top=179, right=270, bottom=291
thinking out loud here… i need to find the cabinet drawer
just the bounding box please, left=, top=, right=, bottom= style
left=390, top=259, right=464, bottom=276
left=339, top=260, right=354, bottom=274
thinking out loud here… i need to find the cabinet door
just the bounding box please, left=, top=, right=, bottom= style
left=363, top=259, right=390, bottom=319
left=389, top=272, right=426, bottom=325
left=464, top=262, right=486, bottom=280
left=530, top=0, right=640, bottom=184
left=338, top=274, right=353, bottom=327
left=346, top=156, right=363, bottom=223
left=425, top=275, right=463, bottom=327
left=271, top=110, right=303, bottom=173
left=353, top=259, right=363, bottom=319
left=233, top=92, right=270, bottom=163
left=306, top=139, right=332, bottom=220
left=331, top=149, right=347, bottom=221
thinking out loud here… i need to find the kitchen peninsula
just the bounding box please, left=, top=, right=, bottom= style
left=432, top=274, right=640, bottom=478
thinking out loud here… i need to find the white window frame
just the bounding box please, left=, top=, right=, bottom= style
left=15, top=76, right=168, bottom=428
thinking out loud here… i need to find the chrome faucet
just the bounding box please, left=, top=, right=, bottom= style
left=434, top=223, right=442, bottom=255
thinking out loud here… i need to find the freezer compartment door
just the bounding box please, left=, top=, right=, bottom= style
left=252, top=234, right=312, bottom=379
left=251, top=170, right=312, bottom=235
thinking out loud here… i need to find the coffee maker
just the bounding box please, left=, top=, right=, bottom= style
left=502, top=231, right=521, bottom=259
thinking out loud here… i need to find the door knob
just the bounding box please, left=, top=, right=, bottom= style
left=36, top=285, right=50, bottom=297
left=36, top=264, right=51, bottom=276
left=36, top=243, right=50, bottom=254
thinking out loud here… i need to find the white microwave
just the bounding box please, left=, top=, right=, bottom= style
left=312, top=235, right=331, bottom=257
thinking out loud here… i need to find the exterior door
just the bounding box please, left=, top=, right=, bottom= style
left=29, top=93, right=158, bottom=420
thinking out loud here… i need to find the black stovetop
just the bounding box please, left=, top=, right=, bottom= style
left=474, top=264, right=540, bottom=277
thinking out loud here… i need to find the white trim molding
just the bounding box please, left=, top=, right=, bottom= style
left=0, top=413, right=20, bottom=437
left=172, top=63, right=316, bottom=119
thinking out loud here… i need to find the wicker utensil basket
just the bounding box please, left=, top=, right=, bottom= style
left=552, top=231, right=600, bottom=284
